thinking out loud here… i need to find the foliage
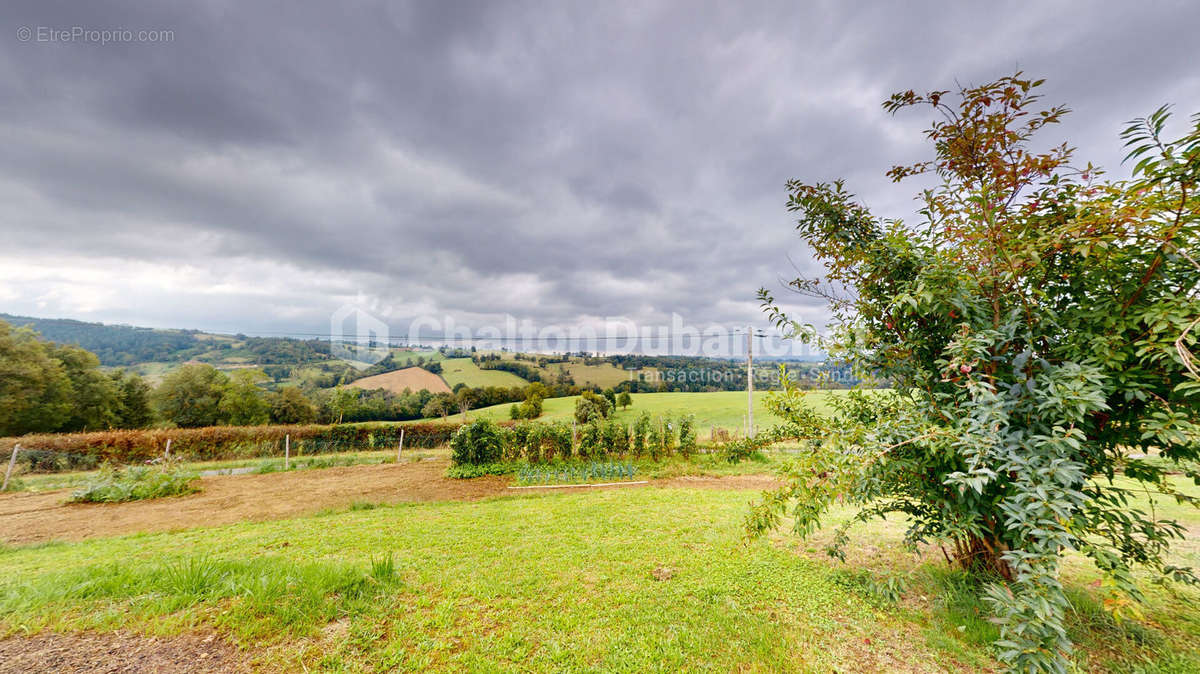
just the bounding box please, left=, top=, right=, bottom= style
left=604, top=419, right=630, bottom=455
left=515, top=461, right=637, bottom=485
left=509, top=391, right=544, bottom=420
left=154, top=363, right=230, bottom=428
left=0, top=321, right=74, bottom=436
left=444, top=461, right=514, bottom=478
left=678, top=414, right=697, bottom=456
left=632, top=412, right=651, bottom=456
left=111, top=370, right=155, bottom=428
left=578, top=419, right=604, bottom=458
left=477, top=358, right=543, bottom=382
left=422, top=393, right=457, bottom=420
left=618, top=391, right=633, bottom=410
left=1, top=421, right=462, bottom=467
left=0, top=321, right=153, bottom=434
left=69, top=463, right=200, bottom=503
left=449, top=419, right=508, bottom=466
left=573, top=390, right=612, bottom=424
left=750, top=74, right=1200, bottom=672
left=267, top=386, right=318, bottom=424
left=219, top=369, right=271, bottom=426
left=0, top=313, right=205, bottom=365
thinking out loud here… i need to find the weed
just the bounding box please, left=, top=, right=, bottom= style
left=370, top=553, right=396, bottom=582
left=69, top=463, right=199, bottom=503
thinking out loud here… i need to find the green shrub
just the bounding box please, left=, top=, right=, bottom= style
left=509, top=421, right=532, bottom=461
left=632, top=412, right=650, bottom=456
left=2, top=421, right=464, bottom=469
left=445, top=462, right=514, bottom=478
left=449, top=420, right=507, bottom=466
left=604, top=419, right=629, bottom=455
left=578, top=420, right=604, bottom=458
left=70, top=464, right=199, bottom=503
left=678, top=415, right=697, bottom=457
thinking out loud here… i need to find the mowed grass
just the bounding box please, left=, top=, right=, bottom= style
left=440, top=358, right=530, bottom=389
left=0, top=488, right=960, bottom=671
left=3, top=479, right=1197, bottom=671
left=433, top=390, right=846, bottom=435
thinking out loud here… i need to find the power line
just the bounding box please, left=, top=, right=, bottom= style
left=205, top=329, right=778, bottom=342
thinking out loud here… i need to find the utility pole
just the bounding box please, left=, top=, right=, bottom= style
left=746, top=326, right=754, bottom=436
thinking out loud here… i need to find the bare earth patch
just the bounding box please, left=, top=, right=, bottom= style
left=0, top=631, right=248, bottom=673
left=0, top=461, right=778, bottom=544
left=346, top=366, right=451, bottom=394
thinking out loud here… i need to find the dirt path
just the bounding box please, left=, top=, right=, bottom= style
left=0, top=461, right=777, bottom=545
left=0, top=631, right=248, bottom=673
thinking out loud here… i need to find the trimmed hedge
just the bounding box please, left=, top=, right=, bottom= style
left=0, top=422, right=464, bottom=465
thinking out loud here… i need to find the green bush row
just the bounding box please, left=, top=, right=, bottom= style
left=2, top=421, right=463, bottom=467
left=450, top=414, right=697, bottom=467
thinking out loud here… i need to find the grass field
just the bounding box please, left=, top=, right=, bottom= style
left=439, top=358, right=530, bottom=389
left=430, top=390, right=845, bottom=434
left=1, top=473, right=1195, bottom=672
left=557, top=362, right=644, bottom=389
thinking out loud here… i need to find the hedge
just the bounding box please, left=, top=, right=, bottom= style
left=0, top=422, right=466, bottom=465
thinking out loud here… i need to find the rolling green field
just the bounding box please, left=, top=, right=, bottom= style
left=428, top=390, right=845, bottom=435
left=557, top=362, right=646, bottom=389
left=2, top=476, right=1195, bottom=671
left=439, top=358, right=530, bottom=389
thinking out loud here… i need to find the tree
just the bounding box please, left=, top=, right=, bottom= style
left=219, top=369, right=270, bottom=426
left=267, top=386, right=317, bottom=424
left=456, top=387, right=481, bottom=416
left=749, top=74, right=1199, bottom=672
left=328, top=387, right=360, bottom=424
left=617, top=391, right=632, bottom=410
left=111, top=370, right=155, bottom=428
left=422, top=393, right=456, bottom=420
left=573, top=390, right=611, bottom=424
left=154, top=363, right=229, bottom=428
left=0, top=321, right=72, bottom=435
left=48, top=343, right=120, bottom=431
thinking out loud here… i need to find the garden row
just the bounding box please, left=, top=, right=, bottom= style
left=450, top=414, right=698, bottom=468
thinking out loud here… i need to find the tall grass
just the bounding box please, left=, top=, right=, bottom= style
left=0, top=554, right=401, bottom=639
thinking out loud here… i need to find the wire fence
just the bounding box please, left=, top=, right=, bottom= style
left=0, top=430, right=441, bottom=493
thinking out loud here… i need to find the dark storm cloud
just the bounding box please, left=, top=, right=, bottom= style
left=1, top=0, right=1198, bottom=336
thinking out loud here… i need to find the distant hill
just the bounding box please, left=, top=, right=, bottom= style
left=0, top=313, right=332, bottom=368
left=0, top=313, right=206, bottom=365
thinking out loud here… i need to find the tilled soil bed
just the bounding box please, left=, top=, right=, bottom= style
left=0, top=460, right=778, bottom=544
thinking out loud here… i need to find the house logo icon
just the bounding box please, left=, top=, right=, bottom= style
left=330, top=304, right=391, bottom=370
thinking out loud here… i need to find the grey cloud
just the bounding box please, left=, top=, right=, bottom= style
left=0, top=1, right=1197, bottom=336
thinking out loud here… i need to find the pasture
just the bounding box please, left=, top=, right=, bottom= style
left=439, top=358, right=529, bottom=389
left=429, top=389, right=846, bottom=434
left=0, top=459, right=1196, bottom=672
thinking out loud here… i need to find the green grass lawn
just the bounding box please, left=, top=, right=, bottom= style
left=440, top=358, right=530, bottom=389
left=433, top=390, right=846, bottom=435
left=2, top=477, right=1196, bottom=671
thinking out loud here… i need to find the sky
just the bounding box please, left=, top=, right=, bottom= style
left=1, top=1, right=1198, bottom=346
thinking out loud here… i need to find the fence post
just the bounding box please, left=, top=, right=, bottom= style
left=397, top=428, right=405, bottom=462
left=164, top=438, right=172, bottom=461
left=2, top=444, right=19, bottom=492
left=285, top=434, right=290, bottom=470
